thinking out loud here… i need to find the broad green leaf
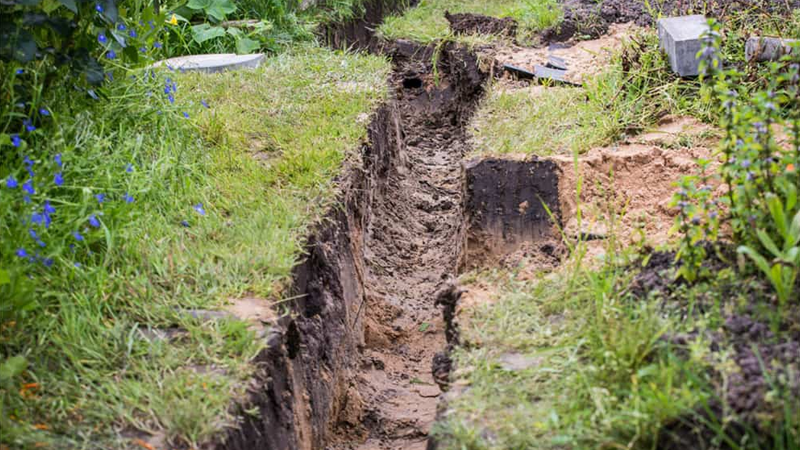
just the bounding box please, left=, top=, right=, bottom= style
left=0, top=269, right=10, bottom=285
left=235, top=37, right=259, bottom=54
left=0, top=356, right=28, bottom=382
left=756, top=228, right=782, bottom=258
left=0, top=134, right=11, bottom=147
left=206, top=0, right=236, bottom=21
left=186, top=0, right=213, bottom=11
left=791, top=210, right=800, bottom=245
left=766, top=194, right=787, bottom=239
left=191, top=23, right=225, bottom=43
left=226, top=27, right=243, bottom=38
left=738, top=246, right=772, bottom=276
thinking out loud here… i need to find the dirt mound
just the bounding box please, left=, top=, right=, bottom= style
left=542, top=0, right=800, bottom=43
left=445, top=11, right=518, bottom=37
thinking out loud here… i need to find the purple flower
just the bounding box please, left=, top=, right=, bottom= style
left=73, top=231, right=84, bottom=241
left=22, top=180, right=35, bottom=195
left=129, top=29, right=137, bottom=38
left=201, top=99, right=209, bottom=108
left=15, top=68, right=23, bottom=75
left=54, top=153, right=62, bottom=167
left=153, top=42, right=162, bottom=49
left=709, top=211, right=719, bottom=219
left=24, top=119, right=35, bottom=132
left=44, top=201, right=55, bottom=214
left=74, top=262, right=81, bottom=268
left=43, top=258, right=54, bottom=268
left=139, top=47, right=147, bottom=53
left=193, top=203, right=206, bottom=216
left=11, top=134, right=21, bottom=147
left=29, top=229, right=38, bottom=239
left=31, top=212, right=44, bottom=225
left=182, top=112, right=189, bottom=119
left=95, top=193, right=105, bottom=203
left=124, top=193, right=135, bottom=203
left=168, top=94, right=175, bottom=104
left=23, top=195, right=31, bottom=204
left=106, top=50, right=117, bottom=60
left=741, top=159, right=751, bottom=169
left=16, top=248, right=28, bottom=258
left=117, top=23, right=126, bottom=31
left=37, top=239, right=46, bottom=248
left=95, top=3, right=103, bottom=12
left=98, top=33, right=108, bottom=44
left=54, top=172, right=64, bottom=186
left=125, top=163, right=134, bottom=173
left=6, top=176, right=18, bottom=188
left=39, top=108, right=50, bottom=116
left=88, top=214, right=101, bottom=228
left=180, top=220, right=190, bottom=227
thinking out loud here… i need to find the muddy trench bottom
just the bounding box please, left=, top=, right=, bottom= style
left=327, top=48, right=488, bottom=450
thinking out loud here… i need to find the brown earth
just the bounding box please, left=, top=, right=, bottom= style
left=445, top=12, right=518, bottom=37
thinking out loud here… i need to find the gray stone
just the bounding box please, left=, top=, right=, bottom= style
left=745, top=37, right=799, bottom=63
left=657, top=15, right=710, bottom=77
left=533, top=65, right=569, bottom=83
left=546, top=55, right=568, bottom=71
left=153, top=53, right=265, bottom=73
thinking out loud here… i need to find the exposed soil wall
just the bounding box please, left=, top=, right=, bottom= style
left=320, top=0, right=418, bottom=51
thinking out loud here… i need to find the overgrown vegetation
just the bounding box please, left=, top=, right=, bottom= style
left=1, top=40, right=388, bottom=448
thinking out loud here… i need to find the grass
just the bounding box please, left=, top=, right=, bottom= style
left=0, top=44, right=389, bottom=449
left=377, top=0, right=562, bottom=45
left=435, top=248, right=800, bottom=449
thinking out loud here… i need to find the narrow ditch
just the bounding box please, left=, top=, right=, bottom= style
left=217, top=4, right=564, bottom=450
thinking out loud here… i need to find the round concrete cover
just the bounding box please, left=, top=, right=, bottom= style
left=153, top=53, right=265, bottom=73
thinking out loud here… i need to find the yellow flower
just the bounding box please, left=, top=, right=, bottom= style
left=168, top=14, right=178, bottom=25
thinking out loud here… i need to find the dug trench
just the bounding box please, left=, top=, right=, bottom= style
left=214, top=36, right=565, bottom=450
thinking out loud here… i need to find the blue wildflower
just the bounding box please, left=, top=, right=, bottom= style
left=54, top=153, right=62, bottom=167
left=171, top=82, right=177, bottom=92
left=106, top=50, right=117, bottom=60
left=69, top=244, right=76, bottom=252
left=37, top=240, right=46, bottom=248
left=153, top=41, right=162, bottom=49
left=106, top=72, right=114, bottom=81
left=15, top=68, right=23, bottom=75
left=181, top=220, right=190, bottom=227
left=43, top=201, right=55, bottom=214
left=129, top=29, right=137, bottom=38
left=24, top=156, right=33, bottom=167
left=73, top=231, right=84, bottom=241
left=16, top=248, right=28, bottom=258
left=95, top=193, right=105, bottom=203
left=24, top=119, right=35, bottom=132
left=95, top=3, right=103, bottom=12
left=6, top=176, right=18, bottom=188
left=11, top=134, right=21, bottom=147
left=88, top=214, right=101, bottom=228
left=193, top=203, right=206, bottom=216
left=741, top=159, right=751, bottom=169
left=182, top=112, right=189, bottom=119
left=40, top=108, right=50, bottom=116
left=201, top=99, right=209, bottom=108
left=31, top=212, right=44, bottom=225
left=43, top=258, right=54, bottom=268
left=168, top=94, right=175, bottom=104
left=98, top=33, right=108, bottom=44
left=54, top=172, right=64, bottom=186
left=126, top=163, right=134, bottom=173
left=22, top=180, right=35, bottom=195
left=163, top=86, right=171, bottom=95
left=74, top=262, right=81, bottom=268
left=139, top=47, right=147, bottom=53
left=29, top=229, right=38, bottom=239
left=117, top=23, right=126, bottom=31
left=124, top=193, right=135, bottom=203
left=23, top=195, right=31, bottom=204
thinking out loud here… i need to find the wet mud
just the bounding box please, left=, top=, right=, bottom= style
left=445, top=12, right=518, bottom=37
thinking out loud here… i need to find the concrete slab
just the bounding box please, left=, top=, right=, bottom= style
left=546, top=55, right=568, bottom=71
left=746, top=37, right=799, bottom=62
left=657, top=15, right=710, bottom=77
left=153, top=53, right=265, bottom=73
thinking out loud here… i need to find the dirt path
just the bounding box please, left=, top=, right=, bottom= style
left=334, top=47, right=485, bottom=450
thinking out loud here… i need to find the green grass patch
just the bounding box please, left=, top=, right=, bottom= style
left=377, top=0, right=561, bottom=45
left=0, top=45, right=388, bottom=449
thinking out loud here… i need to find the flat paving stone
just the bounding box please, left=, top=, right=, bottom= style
left=153, top=53, right=265, bottom=73
left=657, top=15, right=710, bottom=77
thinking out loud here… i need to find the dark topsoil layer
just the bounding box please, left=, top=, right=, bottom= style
left=543, top=0, right=800, bottom=42
left=631, top=248, right=800, bottom=448
left=445, top=11, right=518, bottom=37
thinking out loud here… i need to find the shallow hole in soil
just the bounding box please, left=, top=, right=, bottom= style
left=402, top=77, right=423, bottom=89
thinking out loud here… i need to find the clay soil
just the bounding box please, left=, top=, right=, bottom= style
left=328, top=44, right=487, bottom=450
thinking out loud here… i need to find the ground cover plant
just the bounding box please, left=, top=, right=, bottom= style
left=377, top=0, right=562, bottom=45
left=0, top=37, right=388, bottom=449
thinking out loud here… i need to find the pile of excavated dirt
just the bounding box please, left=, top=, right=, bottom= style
left=555, top=115, right=719, bottom=252
left=542, top=0, right=800, bottom=43
left=445, top=11, right=518, bottom=37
